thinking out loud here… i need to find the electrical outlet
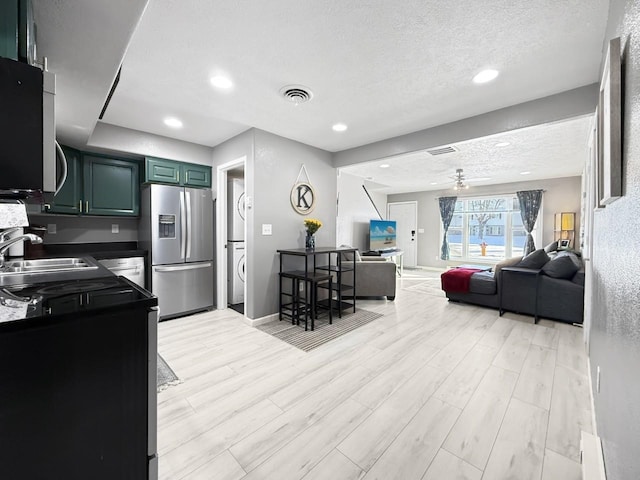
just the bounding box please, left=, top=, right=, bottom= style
left=47, top=224, right=56, bottom=234
left=111, top=224, right=119, bottom=234
left=418, top=228, right=425, bottom=234
left=596, top=366, right=601, bottom=393
left=262, top=224, right=272, bottom=235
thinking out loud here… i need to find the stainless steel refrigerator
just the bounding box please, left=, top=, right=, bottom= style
left=139, top=184, right=214, bottom=320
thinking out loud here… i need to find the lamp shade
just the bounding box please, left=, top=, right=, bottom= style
left=554, top=212, right=575, bottom=231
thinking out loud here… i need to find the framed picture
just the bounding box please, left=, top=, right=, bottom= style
left=598, top=37, right=622, bottom=205
left=558, top=239, right=571, bottom=249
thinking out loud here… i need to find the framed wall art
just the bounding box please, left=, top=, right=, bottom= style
left=598, top=36, right=622, bottom=205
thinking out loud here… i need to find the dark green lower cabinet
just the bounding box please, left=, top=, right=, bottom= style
left=83, top=156, right=139, bottom=216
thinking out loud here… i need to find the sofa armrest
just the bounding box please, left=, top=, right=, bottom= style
left=499, top=267, right=541, bottom=316
left=350, top=261, right=396, bottom=299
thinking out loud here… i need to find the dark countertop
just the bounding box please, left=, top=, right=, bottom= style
left=25, top=242, right=147, bottom=260
left=0, top=276, right=157, bottom=332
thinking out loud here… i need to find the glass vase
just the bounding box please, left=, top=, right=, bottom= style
left=305, top=233, right=315, bottom=250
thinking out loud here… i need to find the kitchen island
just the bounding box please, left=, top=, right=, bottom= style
left=0, top=275, right=158, bottom=480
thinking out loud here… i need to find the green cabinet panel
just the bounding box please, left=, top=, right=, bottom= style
left=44, top=146, right=82, bottom=214
left=83, top=155, right=139, bottom=216
left=145, top=157, right=211, bottom=188
left=0, top=1, right=18, bottom=61
left=145, top=157, right=181, bottom=185
left=182, top=163, right=211, bottom=187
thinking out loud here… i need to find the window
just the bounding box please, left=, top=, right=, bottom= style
left=444, top=195, right=541, bottom=262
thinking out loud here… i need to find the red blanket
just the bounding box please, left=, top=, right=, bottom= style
left=441, top=268, right=484, bottom=293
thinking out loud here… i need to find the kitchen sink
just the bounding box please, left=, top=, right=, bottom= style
left=1, top=258, right=99, bottom=275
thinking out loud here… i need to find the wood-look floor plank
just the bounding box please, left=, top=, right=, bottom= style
left=546, top=364, right=593, bottom=462
left=338, top=365, right=447, bottom=470
left=301, top=449, right=365, bottom=480
left=541, top=448, right=581, bottom=480
left=362, top=398, right=460, bottom=480
left=513, top=344, right=557, bottom=410
left=160, top=398, right=282, bottom=479
left=492, top=322, right=536, bottom=373
left=180, top=451, right=246, bottom=480
left=482, top=398, right=548, bottom=480
left=532, top=325, right=560, bottom=350
left=477, top=316, right=516, bottom=350
left=241, top=399, right=371, bottom=480
left=230, top=366, right=378, bottom=472
left=421, top=449, right=482, bottom=480
left=433, top=343, right=498, bottom=409
left=442, top=366, right=518, bottom=470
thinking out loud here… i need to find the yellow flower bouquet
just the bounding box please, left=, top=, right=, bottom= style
left=304, top=218, right=322, bottom=235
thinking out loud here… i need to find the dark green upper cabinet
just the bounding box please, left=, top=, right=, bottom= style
left=144, top=157, right=211, bottom=188
left=83, top=155, right=140, bottom=216
left=44, top=146, right=82, bottom=214
left=0, top=1, right=18, bottom=61
left=145, top=157, right=181, bottom=185
left=182, top=163, right=211, bottom=188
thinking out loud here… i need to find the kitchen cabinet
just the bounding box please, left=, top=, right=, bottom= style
left=145, top=157, right=212, bottom=188
left=45, top=149, right=140, bottom=216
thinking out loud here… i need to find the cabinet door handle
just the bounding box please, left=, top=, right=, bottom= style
left=79, top=201, right=82, bottom=213
left=85, top=201, right=89, bottom=212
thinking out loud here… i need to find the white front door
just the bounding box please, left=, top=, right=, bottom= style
left=388, top=201, right=418, bottom=267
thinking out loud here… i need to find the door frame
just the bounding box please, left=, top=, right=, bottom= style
left=387, top=201, right=418, bottom=267
left=216, top=156, right=247, bottom=312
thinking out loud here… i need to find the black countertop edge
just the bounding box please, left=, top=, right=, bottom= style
left=26, top=242, right=147, bottom=260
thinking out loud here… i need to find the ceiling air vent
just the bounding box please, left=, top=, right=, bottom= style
left=280, top=85, right=313, bottom=105
left=426, top=146, right=458, bottom=156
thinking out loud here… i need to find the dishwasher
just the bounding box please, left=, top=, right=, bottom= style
left=98, top=257, right=146, bottom=289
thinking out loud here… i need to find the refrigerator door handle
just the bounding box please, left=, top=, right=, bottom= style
left=179, top=190, right=187, bottom=260
left=155, top=262, right=213, bottom=272
left=185, top=190, right=192, bottom=259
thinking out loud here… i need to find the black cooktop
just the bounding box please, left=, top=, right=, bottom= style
left=0, top=276, right=157, bottom=328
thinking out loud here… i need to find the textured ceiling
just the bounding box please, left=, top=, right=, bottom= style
left=341, top=116, right=592, bottom=194
left=32, top=0, right=609, bottom=153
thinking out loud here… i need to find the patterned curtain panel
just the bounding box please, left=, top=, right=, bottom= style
left=438, top=196, right=458, bottom=260
left=516, top=189, right=544, bottom=256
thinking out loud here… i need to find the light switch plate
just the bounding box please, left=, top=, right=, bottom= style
left=47, top=224, right=56, bottom=234
left=262, top=224, right=272, bottom=235
left=111, top=224, right=119, bottom=234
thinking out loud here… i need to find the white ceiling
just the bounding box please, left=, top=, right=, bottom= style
left=340, top=115, right=592, bottom=194
left=32, top=1, right=607, bottom=172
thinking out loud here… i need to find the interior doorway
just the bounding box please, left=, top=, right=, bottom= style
left=388, top=201, right=418, bottom=267
left=216, top=156, right=247, bottom=314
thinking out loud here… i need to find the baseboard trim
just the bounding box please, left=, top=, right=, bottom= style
left=244, top=312, right=279, bottom=327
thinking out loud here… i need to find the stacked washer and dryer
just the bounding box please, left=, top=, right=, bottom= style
left=227, top=178, right=245, bottom=307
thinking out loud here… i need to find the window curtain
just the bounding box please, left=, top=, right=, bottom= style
left=438, top=196, right=457, bottom=260
left=516, top=189, right=543, bottom=256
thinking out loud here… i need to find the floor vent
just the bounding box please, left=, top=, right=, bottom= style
left=581, top=431, right=607, bottom=480
left=426, top=146, right=458, bottom=156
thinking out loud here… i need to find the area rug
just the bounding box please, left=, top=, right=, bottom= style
left=257, top=309, right=384, bottom=352
left=157, top=353, right=181, bottom=392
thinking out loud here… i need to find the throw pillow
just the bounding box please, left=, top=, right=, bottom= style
left=517, top=249, right=550, bottom=269
left=544, top=241, right=558, bottom=253
left=542, top=255, right=581, bottom=279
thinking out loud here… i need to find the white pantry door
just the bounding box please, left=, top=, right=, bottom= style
left=388, top=201, right=418, bottom=267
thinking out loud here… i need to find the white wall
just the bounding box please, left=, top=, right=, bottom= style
left=336, top=171, right=387, bottom=251
left=388, top=176, right=582, bottom=268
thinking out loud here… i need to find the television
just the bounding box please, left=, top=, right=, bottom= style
left=369, top=219, right=397, bottom=251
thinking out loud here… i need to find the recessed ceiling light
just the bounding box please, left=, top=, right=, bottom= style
left=164, top=117, right=183, bottom=128
left=379, top=164, right=390, bottom=169
left=430, top=182, right=438, bottom=185
left=473, top=69, right=499, bottom=84
left=210, top=75, right=233, bottom=89
left=520, top=171, right=531, bottom=175
left=495, top=141, right=510, bottom=147
left=332, top=123, right=348, bottom=132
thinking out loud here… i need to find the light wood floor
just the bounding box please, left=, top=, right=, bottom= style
left=157, top=270, right=592, bottom=480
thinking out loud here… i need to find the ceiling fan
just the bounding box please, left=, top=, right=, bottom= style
left=452, top=168, right=469, bottom=190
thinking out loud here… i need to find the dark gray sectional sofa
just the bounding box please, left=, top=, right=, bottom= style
left=443, top=246, right=585, bottom=324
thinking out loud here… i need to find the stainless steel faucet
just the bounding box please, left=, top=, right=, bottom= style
left=0, top=234, right=43, bottom=267
left=0, top=227, right=23, bottom=242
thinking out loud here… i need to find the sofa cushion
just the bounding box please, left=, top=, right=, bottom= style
left=542, top=254, right=581, bottom=279
left=494, top=255, right=523, bottom=278
left=469, top=271, right=497, bottom=295
left=544, top=241, right=558, bottom=253
left=517, top=249, right=550, bottom=269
